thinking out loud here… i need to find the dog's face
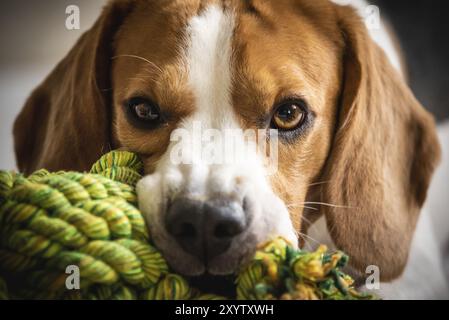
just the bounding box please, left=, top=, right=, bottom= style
left=112, top=0, right=341, bottom=276
left=14, top=0, right=441, bottom=281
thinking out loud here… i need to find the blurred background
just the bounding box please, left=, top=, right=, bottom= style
left=372, top=0, right=449, bottom=120
left=0, top=0, right=106, bottom=170
left=0, top=0, right=448, bottom=294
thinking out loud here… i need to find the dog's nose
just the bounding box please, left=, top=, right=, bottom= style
left=165, top=198, right=247, bottom=261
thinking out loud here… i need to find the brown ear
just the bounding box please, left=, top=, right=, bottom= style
left=13, top=1, right=134, bottom=174
left=320, top=6, right=441, bottom=281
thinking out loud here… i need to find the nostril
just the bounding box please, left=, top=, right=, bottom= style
left=165, top=198, right=205, bottom=260
left=165, top=197, right=203, bottom=241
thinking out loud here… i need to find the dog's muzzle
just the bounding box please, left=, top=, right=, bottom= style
left=136, top=132, right=298, bottom=276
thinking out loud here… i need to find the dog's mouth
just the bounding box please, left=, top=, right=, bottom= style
left=187, top=273, right=237, bottom=298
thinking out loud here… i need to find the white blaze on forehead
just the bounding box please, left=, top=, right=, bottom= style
left=167, top=4, right=242, bottom=193
left=185, top=5, right=237, bottom=130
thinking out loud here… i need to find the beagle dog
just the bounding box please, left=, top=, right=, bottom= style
left=13, top=0, right=442, bottom=298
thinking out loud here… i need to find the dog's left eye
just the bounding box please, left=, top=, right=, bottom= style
left=271, top=101, right=307, bottom=131
left=127, top=97, right=161, bottom=122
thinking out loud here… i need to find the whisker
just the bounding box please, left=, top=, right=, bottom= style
left=301, top=215, right=319, bottom=231
left=298, top=231, right=321, bottom=246
left=285, top=204, right=319, bottom=211
left=307, top=180, right=331, bottom=187
left=300, top=215, right=323, bottom=242
left=303, top=201, right=354, bottom=209
left=126, top=77, right=152, bottom=82
left=297, top=233, right=313, bottom=251
left=112, top=54, right=164, bottom=74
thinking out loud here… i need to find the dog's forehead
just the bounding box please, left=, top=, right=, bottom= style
left=116, top=0, right=341, bottom=66
left=113, top=0, right=342, bottom=121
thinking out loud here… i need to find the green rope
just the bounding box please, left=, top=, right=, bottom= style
left=0, top=151, right=375, bottom=300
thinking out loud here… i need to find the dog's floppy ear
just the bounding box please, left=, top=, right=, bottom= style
left=320, top=5, right=441, bottom=281
left=13, top=1, right=134, bottom=173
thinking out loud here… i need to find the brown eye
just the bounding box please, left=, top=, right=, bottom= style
left=128, top=98, right=160, bottom=122
left=272, top=102, right=306, bottom=131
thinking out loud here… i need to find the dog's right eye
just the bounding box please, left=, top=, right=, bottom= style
left=127, top=97, right=161, bottom=122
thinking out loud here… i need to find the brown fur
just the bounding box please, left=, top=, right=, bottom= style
left=14, top=0, right=441, bottom=281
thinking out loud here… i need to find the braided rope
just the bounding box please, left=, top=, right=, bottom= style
left=0, top=151, right=375, bottom=300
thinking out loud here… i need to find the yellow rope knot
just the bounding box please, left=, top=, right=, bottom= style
left=0, top=151, right=375, bottom=300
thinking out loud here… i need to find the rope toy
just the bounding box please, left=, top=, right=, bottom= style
left=0, top=151, right=374, bottom=300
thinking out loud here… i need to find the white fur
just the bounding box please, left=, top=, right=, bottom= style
left=137, top=5, right=296, bottom=276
